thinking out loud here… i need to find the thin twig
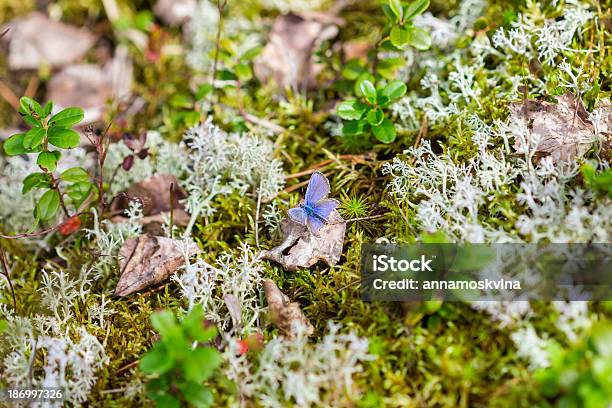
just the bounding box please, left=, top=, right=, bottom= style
left=0, top=211, right=86, bottom=239
left=207, top=0, right=228, bottom=113
left=50, top=173, right=71, bottom=218
left=346, top=214, right=387, bottom=223
left=0, top=80, right=20, bottom=111
left=24, top=75, right=39, bottom=98
left=115, top=360, right=139, bottom=375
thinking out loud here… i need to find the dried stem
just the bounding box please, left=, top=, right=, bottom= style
left=207, top=0, right=228, bottom=112
left=0, top=211, right=86, bottom=239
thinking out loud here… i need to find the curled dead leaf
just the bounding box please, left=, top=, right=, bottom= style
left=115, top=235, right=199, bottom=296
left=3, top=12, right=95, bottom=70
left=510, top=93, right=600, bottom=163
left=254, top=12, right=344, bottom=92
left=261, top=210, right=346, bottom=271
left=263, top=279, right=313, bottom=339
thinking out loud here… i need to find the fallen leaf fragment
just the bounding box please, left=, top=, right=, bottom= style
left=254, top=12, right=344, bottom=91
left=510, top=93, right=600, bottom=163
left=111, top=174, right=190, bottom=231
left=115, top=235, right=199, bottom=296
left=263, top=279, right=313, bottom=339
left=261, top=210, right=346, bottom=271
left=46, top=46, right=133, bottom=124
left=3, top=12, right=95, bottom=70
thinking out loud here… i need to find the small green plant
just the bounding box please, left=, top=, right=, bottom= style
left=535, top=323, right=612, bottom=408
left=337, top=79, right=407, bottom=143
left=581, top=161, right=612, bottom=198
left=3, top=97, right=93, bottom=223
left=140, top=305, right=222, bottom=408
left=384, top=0, right=432, bottom=50
left=335, top=0, right=430, bottom=144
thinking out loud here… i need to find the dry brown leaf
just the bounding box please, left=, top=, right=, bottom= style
left=254, top=12, right=343, bottom=92
left=3, top=12, right=96, bottom=70
left=46, top=46, right=132, bottom=124
left=111, top=174, right=190, bottom=233
left=115, top=235, right=199, bottom=296
left=510, top=93, right=599, bottom=163
left=154, top=0, right=197, bottom=25
left=263, top=279, right=313, bottom=339
left=261, top=210, right=345, bottom=271
left=112, top=174, right=188, bottom=217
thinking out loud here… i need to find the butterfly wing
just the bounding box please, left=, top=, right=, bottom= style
left=311, top=198, right=339, bottom=221
left=305, top=171, right=330, bottom=205
left=288, top=207, right=307, bottom=225
left=306, top=216, right=326, bottom=236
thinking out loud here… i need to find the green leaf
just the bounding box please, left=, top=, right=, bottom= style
left=153, top=394, right=181, bottom=408
left=35, top=190, right=60, bottom=221
left=342, top=119, right=367, bottom=135
left=22, top=173, right=51, bottom=194
left=66, top=181, right=95, bottom=208
left=377, top=57, right=405, bottom=80
left=217, top=69, right=238, bottom=81
left=49, top=107, right=84, bottom=127
left=169, top=94, right=193, bottom=109
left=337, top=100, right=368, bottom=120
left=390, top=26, right=411, bottom=48
left=241, top=46, right=262, bottom=61
left=195, top=84, right=214, bottom=99
left=47, top=127, right=80, bottom=149
left=235, top=63, right=253, bottom=81
left=381, top=80, right=407, bottom=102
left=19, top=96, right=42, bottom=117
left=360, top=80, right=377, bottom=104
left=372, top=117, right=397, bottom=143
left=140, top=343, right=174, bottom=374
left=408, top=27, right=432, bottom=50
left=60, top=167, right=90, bottom=183
left=182, top=305, right=217, bottom=342
left=23, top=127, right=46, bottom=149
left=404, top=0, right=429, bottom=20
left=23, top=114, right=41, bottom=127
left=42, top=101, right=53, bottom=118
left=380, top=38, right=404, bottom=52
left=341, top=59, right=365, bottom=80
left=389, top=0, right=403, bottom=22
left=37, top=151, right=61, bottom=172
left=381, top=4, right=397, bottom=22
left=3, top=133, right=27, bottom=155
left=181, top=383, right=214, bottom=408
left=151, top=310, right=178, bottom=337
left=182, top=347, right=222, bottom=383
left=367, top=108, right=385, bottom=126
left=354, top=72, right=376, bottom=97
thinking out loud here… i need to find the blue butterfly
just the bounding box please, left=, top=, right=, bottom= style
left=288, top=171, right=339, bottom=236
